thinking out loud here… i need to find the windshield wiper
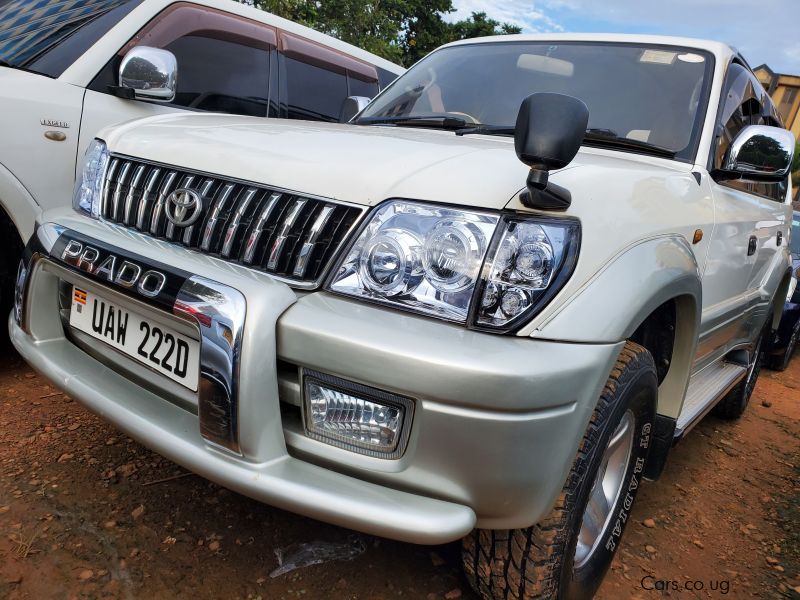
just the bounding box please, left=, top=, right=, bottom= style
left=355, top=115, right=470, bottom=130
left=583, top=130, right=676, bottom=159
left=455, top=125, right=516, bottom=137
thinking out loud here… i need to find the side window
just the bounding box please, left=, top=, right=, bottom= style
left=281, top=32, right=380, bottom=122
left=712, top=62, right=788, bottom=201
left=89, top=3, right=276, bottom=117
left=348, top=75, right=379, bottom=99
left=163, top=35, right=271, bottom=116
left=713, top=63, right=763, bottom=170
left=378, top=67, right=400, bottom=90
left=284, top=57, right=348, bottom=121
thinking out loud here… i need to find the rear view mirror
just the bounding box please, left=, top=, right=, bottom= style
left=119, top=46, right=177, bottom=102
left=718, top=125, right=796, bottom=183
left=339, top=96, right=371, bottom=123
left=516, top=54, right=574, bottom=77
left=514, top=93, right=589, bottom=209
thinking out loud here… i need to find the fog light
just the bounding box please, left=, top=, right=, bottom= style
left=302, top=370, right=414, bottom=458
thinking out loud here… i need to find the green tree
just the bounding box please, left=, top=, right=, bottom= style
left=237, top=0, right=520, bottom=66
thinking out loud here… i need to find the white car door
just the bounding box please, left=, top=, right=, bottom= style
left=697, top=63, right=765, bottom=368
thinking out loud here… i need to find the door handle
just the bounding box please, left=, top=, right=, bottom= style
left=777, top=231, right=783, bottom=247
left=747, top=235, right=757, bottom=256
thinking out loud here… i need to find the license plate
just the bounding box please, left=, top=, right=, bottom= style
left=69, top=287, right=200, bottom=391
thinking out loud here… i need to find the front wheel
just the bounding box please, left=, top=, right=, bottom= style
left=463, top=342, right=657, bottom=600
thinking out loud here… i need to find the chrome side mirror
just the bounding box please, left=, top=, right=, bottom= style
left=119, top=46, right=177, bottom=102
left=339, top=96, right=371, bottom=123
left=720, top=125, right=796, bottom=182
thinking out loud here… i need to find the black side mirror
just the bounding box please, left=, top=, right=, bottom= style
left=514, top=93, right=589, bottom=210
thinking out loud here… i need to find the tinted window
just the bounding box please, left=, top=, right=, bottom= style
left=0, top=0, right=141, bottom=77
left=285, top=56, right=348, bottom=122
left=714, top=63, right=788, bottom=201
left=714, top=64, right=766, bottom=169
left=377, top=66, right=399, bottom=90
left=164, top=35, right=270, bottom=117
left=348, top=74, right=378, bottom=98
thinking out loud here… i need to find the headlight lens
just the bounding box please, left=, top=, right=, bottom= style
left=476, top=218, right=580, bottom=329
left=73, top=139, right=109, bottom=217
left=329, top=201, right=499, bottom=321
left=328, top=200, right=580, bottom=330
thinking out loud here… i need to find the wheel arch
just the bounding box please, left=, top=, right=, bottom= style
left=0, top=160, right=39, bottom=244
left=770, top=268, right=795, bottom=331
left=535, top=237, right=703, bottom=396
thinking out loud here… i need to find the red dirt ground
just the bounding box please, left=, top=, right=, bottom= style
left=0, top=351, right=797, bottom=599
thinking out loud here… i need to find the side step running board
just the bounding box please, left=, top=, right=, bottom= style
left=675, top=361, right=747, bottom=438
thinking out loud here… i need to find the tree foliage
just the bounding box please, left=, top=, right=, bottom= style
left=237, top=0, right=521, bottom=66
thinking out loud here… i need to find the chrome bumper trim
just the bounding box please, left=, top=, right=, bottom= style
left=174, top=277, right=246, bottom=454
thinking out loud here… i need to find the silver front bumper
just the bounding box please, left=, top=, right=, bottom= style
left=11, top=214, right=623, bottom=540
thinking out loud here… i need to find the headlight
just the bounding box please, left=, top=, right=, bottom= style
left=476, top=217, right=580, bottom=329
left=328, top=200, right=580, bottom=331
left=73, top=139, right=109, bottom=217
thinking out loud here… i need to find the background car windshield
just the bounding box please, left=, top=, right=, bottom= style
left=0, top=0, right=141, bottom=78
left=362, top=41, right=713, bottom=161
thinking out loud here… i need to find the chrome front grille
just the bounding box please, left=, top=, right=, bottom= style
left=100, top=156, right=364, bottom=286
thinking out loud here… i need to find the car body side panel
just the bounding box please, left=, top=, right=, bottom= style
left=0, top=69, right=86, bottom=221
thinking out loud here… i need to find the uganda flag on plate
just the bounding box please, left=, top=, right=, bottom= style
left=73, top=287, right=87, bottom=313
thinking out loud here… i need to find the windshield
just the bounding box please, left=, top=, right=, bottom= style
left=791, top=213, right=800, bottom=258
left=360, top=41, right=713, bottom=162
left=0, top=0, right=141, bottom=78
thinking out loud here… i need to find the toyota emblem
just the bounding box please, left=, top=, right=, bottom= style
left=165, top=188, right=202, bottom=227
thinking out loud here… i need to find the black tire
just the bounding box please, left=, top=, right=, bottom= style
left=714, top=321, right=768, bottom=419
left=0, top=213, right=23, bottom=353
left=462, top=342, right=657, bottom=600
left=767, top=317, right=800, bottom=372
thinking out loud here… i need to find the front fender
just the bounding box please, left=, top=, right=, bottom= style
left=533, top=236, right=702, bottom=419
left=534, top=235, right=702, bottom=344
left=0, top=161, right=40, bottom=243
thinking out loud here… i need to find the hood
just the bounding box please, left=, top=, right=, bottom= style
left=102, top=113, right=692, bottom=211
left=102, top=114, right=533, bottom=210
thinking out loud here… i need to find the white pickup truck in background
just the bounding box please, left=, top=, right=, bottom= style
left=0, top=0, right=403, bottom=347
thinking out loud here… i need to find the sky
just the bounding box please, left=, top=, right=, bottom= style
left=450, top=0, right=800, bottom=74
